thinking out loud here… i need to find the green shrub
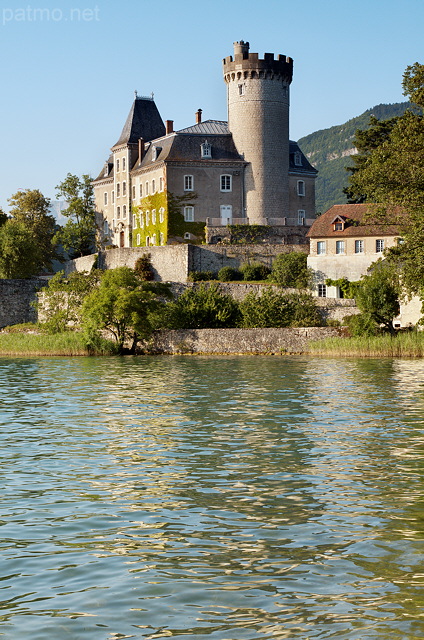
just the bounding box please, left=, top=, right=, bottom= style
left=344, top=313, right=382, bottom=337
left=218, top=266, right=242, bottom=281
left=240, top=262, right=271, bottom=281
left=188, top=270, right=217, bottom=282
left=163, top=283, right=241, bottom=329
left=134, top=254, right=154, bottom=281
left=269, top=252, right=311, bottom=288
left=239, top=289, right=321, bottom=328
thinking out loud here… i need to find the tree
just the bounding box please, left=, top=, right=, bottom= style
left=55, top=174, right=96, bottom=258
left=8, top=188, right=59, bottom=270
left=354, top=262, right=400, bottom=335
left=269, top=251, right=311, bottom=288
left=82, top=267, right=170, bottom=354
left=163, top=283, right=241, bottom=329
left=344, top=63, right=424, bottom=295
left=0, top=220, right=45, bottom=278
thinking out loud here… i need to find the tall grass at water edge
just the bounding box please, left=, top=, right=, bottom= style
left=0, top=331, right=116, bottom=356
left=309, top=332, right=424, bottom=357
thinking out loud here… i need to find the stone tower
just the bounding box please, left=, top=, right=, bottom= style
left=223, top=41, right=293, bottom=223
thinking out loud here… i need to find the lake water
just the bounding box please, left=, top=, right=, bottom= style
left=1, top=355, right=424, bottom=639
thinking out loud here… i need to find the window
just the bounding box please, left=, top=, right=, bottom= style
left=334, top=222, right=344, bottom=231
left=238, top=83, right=245, bottom=96
left=123, top=205, right=127, bottom=218
left=152, top=179, right=155, bottom=194
left=116, top=159, right=120, bottom=172
left=336, top=240, right=345, bottom=255
left=104, top=192, right=108, bottom=206
left=145, top=181, right=149, bottom=195
left=376, top=239, right=384, bottom=253
left=116, top=183, right=120, bottom=197
left=297, top=180, right=305, bottom=196
left=140, top=213, right=144, bottom=228
left=133, top=214, right=137, bottom=228
left=136, top=233, right=141, bottom=245
left=184, top=206, right=194, bottom=222
left=201, top=141, right=211, bottom=158
left=220, top=174, right=232, bottom=192
left=317, top=241, right=326, bottom=255
left=152, top=146, right=157, bottom=161
left=152, top=209, right=156, bottom=224
left=152, top=234, right=156, bottom=246
left=122, top=181, right=127, bottom=196
left=184, top=232, right=191, bottom=240
left=159, top=207, right=165, bottom=223
left=355, top=240, right=364, bottom=254
left=112, top=190, right=115, bottom=204
left=103, top=220, right=109, bottom=235
left=298, top=209, right=306, bottom=225
left=132, top=185, right=136, bottom=199
left=160, top=232, right=164, bottom=245
left=159, top=177, right=163, bottom=191
left=122, top=157, right=126, bottom=172
left=145, top=211, right=150, bottom=226
left=318, top=284, right=327, bottom=298
left=146, top=236, right=150, bottom=246
left=139, top=184, right=143, bottom=198
left=117, top=206, right=121, bottom=219
left=294, top=151, right=302, bottom=166
left=184, top=175, right=193, bottom=191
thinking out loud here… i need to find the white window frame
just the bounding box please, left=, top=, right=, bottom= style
left=145, top=181, right=149, bottom=195
left=152, top=233, right=156, bottom=246
left=122, top=157, right=126, bottom=172
left=297, top=180, right=305, bottom=196
left=103, top=220, right=109, bottom=235
left=122, top=181, right=127, bottom=196
left=104, top=192, right=108, bottom=206
left=152, top=209, right=156, bottom=224
left=317, top=241, right=326, bottom=255
left=139, top=184, right=143, bottom=198
left=133, top=214, right=137, bottom=228
left=140, top=213, right=144, bottom=228
left=159, top=207, right=164, bottom=223
left=132, top=185, right=136, bottom=199
left=136, top=233, right=141, bottom=245
left=159, top=177, right=163, bottom=192
left=123, top=205, right=127, bottom=218
left=184, top=206, right=194, bottom=222
left=376, top=239, right=384, bottom=253
left=145, top=210, right=150, bottom=226
left=220, top=174, right=232, bottom=192
left=355, top=239, right=364, bottom=254
left=294, top=151, right=302, bottom=166
left=112, top=190, right=115, bottom=204
left=184, top=175, right=194, bottom=191
left=160, top=232, right=164, bottom=245
left=298, top=209, right=306, bottom=225
left=117, top=206, right=121, bottom=219
left=336, top=240, right=345, bottom=255
left=116, top=158, right=120, bottom=172
left=201, top=141, right=211, bottom=159
left=116, top=183, right=120, bottom=197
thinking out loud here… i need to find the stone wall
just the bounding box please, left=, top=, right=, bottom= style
left=144, top=327, right=345, bottom=355
left=64, top=244, right=309, bottom=283
left=0, top=279, right=47, bottom=328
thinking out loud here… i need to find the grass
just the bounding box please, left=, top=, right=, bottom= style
left=308, top=331, right=424, bottom=357
left=0, top=327, right=117, bottom=356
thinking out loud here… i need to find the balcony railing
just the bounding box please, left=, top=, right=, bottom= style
left=205, top=217, right=314, bottom=227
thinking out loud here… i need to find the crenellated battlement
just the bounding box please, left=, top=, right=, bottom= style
left=223, top=40, right=293, bottom=83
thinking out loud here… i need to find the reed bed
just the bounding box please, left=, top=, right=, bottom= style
left=309, top=332, right=424, bottom=358
left=0, top=331, right=115, bottom=356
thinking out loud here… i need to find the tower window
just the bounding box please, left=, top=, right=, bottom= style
left=116, top=159, right=120, bottom=172
left=297, top=180, right=305, bottom=196
left=122, top=157, right=126, bottom=172
left=184, top=175, right=194, bottom=191
left=104, top=192, right=108, bottom=206
left=122, top=181, right=126, bottom=196
left=238, top=83, right=245, bottom=96
left=298, top=209, right=305, bottom=224
left=220, top=175, right=232, bottom=192
left=116, top=183, right=120, bottom=197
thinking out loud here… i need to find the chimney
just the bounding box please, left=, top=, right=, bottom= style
left=138, top=137, right=145, bottom=163
left=166, top=120, right=174, bottom=134
left=196, top=109, right=202, bottom=124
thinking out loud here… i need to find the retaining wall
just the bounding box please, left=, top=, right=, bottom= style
left=0, top=279, right=47, bottom=328
left=144, top=327, right=345, bottom=355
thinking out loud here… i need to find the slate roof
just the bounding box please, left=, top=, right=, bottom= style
left=132, top=129, right=245, bottom=171
left=289, top=141, right=317, bottom=174
left=307, top=204, right=402, bottom=238
left=113, top=96, right=165, bottom=147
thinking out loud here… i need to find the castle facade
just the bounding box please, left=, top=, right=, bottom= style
left=93, top=41, right=317, bottom=248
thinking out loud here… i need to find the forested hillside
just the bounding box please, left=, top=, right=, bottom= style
left=298, top=102, right=412, bottom=214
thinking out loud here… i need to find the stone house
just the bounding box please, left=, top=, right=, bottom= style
left=93, top=41, right=317, bottom=249
left=307, top=203, right=421, bottom=327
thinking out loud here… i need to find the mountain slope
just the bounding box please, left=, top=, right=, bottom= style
left=298, top=102, right=411, bottom=214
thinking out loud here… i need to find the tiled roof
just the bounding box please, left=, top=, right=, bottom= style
left=177, top=120, right=229, bottom=135
left=307, top=204, right=402, bottom=238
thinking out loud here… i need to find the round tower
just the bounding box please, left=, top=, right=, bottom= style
left=223, top=41, right=293, bottom=223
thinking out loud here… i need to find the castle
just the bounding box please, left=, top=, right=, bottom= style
left=93, top=41, right=317, bottom=248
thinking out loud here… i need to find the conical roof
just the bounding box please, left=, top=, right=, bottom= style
left=113, top=96, right=165, bottom=147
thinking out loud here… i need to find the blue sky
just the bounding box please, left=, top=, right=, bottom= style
left=1, top=0, right=423, bottom=212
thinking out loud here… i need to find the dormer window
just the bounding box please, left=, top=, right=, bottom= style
left=104, top=163, right=109, bottom=177
left=201, top=141, right=211, bottom=159
left=294, top=151, right=302, bottom=166
left=152, top=146, right=157, bottom=161
left=332, top=216, right=346, bottom=231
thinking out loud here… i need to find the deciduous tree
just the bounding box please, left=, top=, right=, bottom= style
left=55, top=174, right=96, bottom=258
